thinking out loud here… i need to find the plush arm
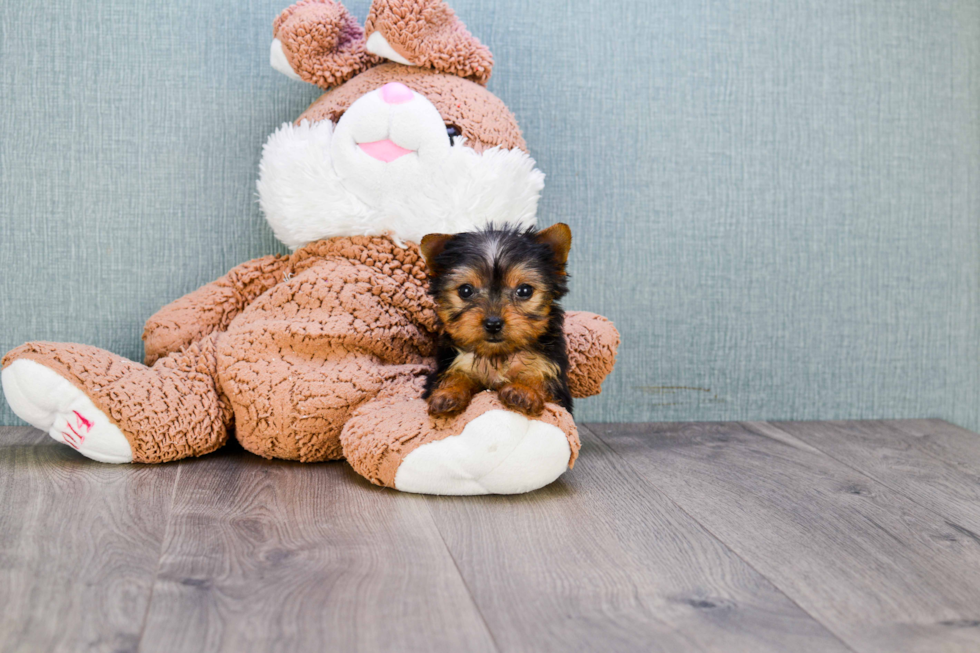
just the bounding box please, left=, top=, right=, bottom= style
left=564, top=311, right=620, bottom=399
left=142, top=255, right=291, bottom=366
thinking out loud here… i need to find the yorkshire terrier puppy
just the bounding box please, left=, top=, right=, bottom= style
left=420, top=223, right=573, bottom=418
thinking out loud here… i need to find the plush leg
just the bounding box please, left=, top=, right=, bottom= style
left=1, top=335, right=232, bottom=463
left=218, top=353, right=387, bottom=463
left=217, top=327, right=431, bottom=463
left=341, top=377, right=580, bottom=496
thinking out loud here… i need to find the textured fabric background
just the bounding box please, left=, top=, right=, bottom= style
left=1, top=0, right=978, bottom=429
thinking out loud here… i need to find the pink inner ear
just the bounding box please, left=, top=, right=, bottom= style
left=359, top=139, right=414, bottom=162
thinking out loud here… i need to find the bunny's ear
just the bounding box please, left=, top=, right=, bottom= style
left=364, top=0, right=493, bottom=85
left=272, top=0, right=380, bottom=89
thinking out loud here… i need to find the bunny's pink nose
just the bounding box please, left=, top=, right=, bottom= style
left=380, top=82, right=414, bottom=104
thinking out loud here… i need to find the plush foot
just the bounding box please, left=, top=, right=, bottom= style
left=342, top=381, right=579, bottom=496
left=1, top=359, right=133, bottom=463
left=394, top=409, right=571, bottom=495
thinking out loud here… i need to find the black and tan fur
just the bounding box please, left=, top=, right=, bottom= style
left=420, top=223, right=573, bottom=418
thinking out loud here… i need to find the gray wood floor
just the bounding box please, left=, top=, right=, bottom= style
left=2, top=420, right=980, bottom=653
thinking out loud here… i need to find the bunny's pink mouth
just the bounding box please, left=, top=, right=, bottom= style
left=359, top=139, right=414, bottom=162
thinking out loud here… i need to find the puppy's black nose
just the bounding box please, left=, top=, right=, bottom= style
left=483, top=317, right=504, bottom=334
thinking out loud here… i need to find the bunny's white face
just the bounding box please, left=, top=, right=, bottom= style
left=257, top=84, right=545, bottom=249
left=331, top=83, right=454, bottom=200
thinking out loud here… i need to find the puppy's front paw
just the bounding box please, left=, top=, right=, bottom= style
left=427, top=387, right=471, bottom=417
left=498, top=383, right=546, bottom=417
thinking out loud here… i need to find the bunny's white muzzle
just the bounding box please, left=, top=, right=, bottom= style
left=257, top=86, right=545, bottom=248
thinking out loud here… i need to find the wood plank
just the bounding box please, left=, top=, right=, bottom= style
left=754, top=420, right=980, bottom=535
left=589, top=421, right=980, bottom=653
left=0, top=426, right=45, bottom=446
left=424, top=426, right=852, bottom=653
left=890, top=420, right=980, bottom=475
left=138, top=444, right=496, bottom=653
left=0, top=426, right=177, bottom=653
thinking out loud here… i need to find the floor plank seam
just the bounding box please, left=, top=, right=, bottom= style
left=750, top=421, right=980, bottom=533
left=421, top=500, right=503, bottom=653
left=580, top=424, right=863, bottom=653
left=134, top=461, right=183, bottom=653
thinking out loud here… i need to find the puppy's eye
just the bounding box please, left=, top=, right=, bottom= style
left=458, top=284, right=474, bottom=299
left=516, top=284, right=534, bottom=299
left=446, top=124, right=461, bottom=145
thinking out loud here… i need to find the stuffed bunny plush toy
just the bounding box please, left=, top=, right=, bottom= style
left=1, top=0, right=619, bottom=495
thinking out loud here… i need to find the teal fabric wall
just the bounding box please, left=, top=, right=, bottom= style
left=2, top=0, right=978, bottom=429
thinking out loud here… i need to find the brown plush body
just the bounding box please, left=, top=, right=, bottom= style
left=3, top=236, right=617, bottom=484
left=1, top=0, right=620, bottom=494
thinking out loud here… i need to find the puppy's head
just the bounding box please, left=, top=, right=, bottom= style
left=421, top=223, right=571, bottom=357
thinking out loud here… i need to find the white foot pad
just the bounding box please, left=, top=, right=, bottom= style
left=394, top=409, right=572, bottom=495
left=2, top=359, right=133, bottom=463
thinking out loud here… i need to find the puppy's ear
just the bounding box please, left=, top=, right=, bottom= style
left=534, top=223, right=572, bottom=267
left=420, top=233, right=454, bottom=275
